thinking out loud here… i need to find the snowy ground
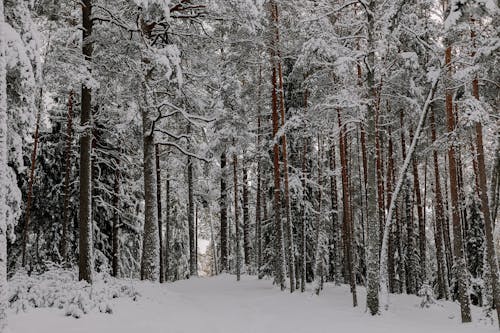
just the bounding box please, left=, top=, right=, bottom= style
left=7, top=274, right=497, bottom=333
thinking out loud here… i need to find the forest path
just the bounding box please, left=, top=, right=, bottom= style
left=8, top=274, right=496, bottom=333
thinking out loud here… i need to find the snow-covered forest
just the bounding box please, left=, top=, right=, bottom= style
left=0, top=0, right=499, bottom=332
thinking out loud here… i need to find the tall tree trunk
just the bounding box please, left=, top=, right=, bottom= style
left=22, top=89, right=42, bottom=267
left=243, top=163, right=250, bottom=268
left=156, top=144, right=164, bottom=283
left=365, top=0, right=379, bottom=314
left=338, top=109, right=357, bottom=307
left=165, top=172, right=170, bottom=281
left=379, top=74, right=440, bottom=309
left=272, top=1, right=295, bottom=292
left=430, top=105, right=450, bottom=299
left=410, top=128, right=426, bottom=287
left=0, top=1, right=9, bottom=327
left=386, top=128, right=396, bottom=293
left=269, top=1, right=286, bottom=290
left=61, top=90, right=74, bottom=265
left=234, top=151, right=241, bottom=281
left=140, top=109, right=159, bottom=281
left=256, top=102, right=262, bottom=277
left=188, top=155, right=196, bottom=276
left=444, top=44, right=471, bottom=323
left=471, top=26, right=500, bottom=326
left=330, top=143, right=342, bottom=285
left=112, top=162, right=120, bottom=277
left=313, top=135, right=325, bottom=295
left=220, top=152, right=228, bottom=272
left=79, top=0, right=94, bottom=284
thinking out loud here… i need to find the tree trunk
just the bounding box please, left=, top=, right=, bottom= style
left=165, top=172, right=170, bottom=281
left=365, top=0, right=379, bottom=314
left=330, top=143, right=342, bottom=285
left=313, top=135, right=325, bottom=295
left=156, top=144, right=164, bottom=283
left=269, top=0, right=286, bottom=290
left=444, top=44, right=471, bottom=323
left=0, top=1, right=9, bottom=326
left=112, top=162, right=120, bottom=277
left=430, top=105, right=449, bottom=299
left=220, top=152, right=228, bottom=272
left=338, top=109, right=357, bottom=307
left=234, top=151, right=241, bottom=281
left=272, top=1, right=295, bottom=292
left=61, top=90, right=74, bottom=265
left=188, top=155, right=196, bottom=276
left=243, top=163, right=250, bottom=268
left=471, top=27, right=500, bottom=325
left=410, top=129, right=426, bottom=287
left=79, top=0, right=94, bottom=284
left=141, top=108, right=160, bottom=281
left=22, top=89, right=42, bottom=267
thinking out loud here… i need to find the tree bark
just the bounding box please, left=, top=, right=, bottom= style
left=0, top=2, right=9, bottom=327
left=269, top=0, right=286, bottom=290
left=140, top=108, right=160, bottom=281
left=220, top=152, right=228, bottom=272
left=22, top=89, right=42, bottom=267
left=188, top=155, right=196, bottom=276
left=471, top=26, right=500, bottom=325
left=156, top=144, right=164, bottom=283
left=61, top=90, right=74, bottom=265
left=338, top=109, right=357, bottom=307
left=234, top=151, right=241, bottom=281
left=79, top=0, right=94, bottom=284
left=430, top=105, right=450, bottom=299
left=243, top=163, right=250, bottom=268
left=444, top=44, right=471, bottom=322
left=112, top=161, right=120, bottom=277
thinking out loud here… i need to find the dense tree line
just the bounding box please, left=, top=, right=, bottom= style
left=0, top=0, right=499, bottom=330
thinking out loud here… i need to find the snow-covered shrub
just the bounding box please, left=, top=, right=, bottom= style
left=418, top=284, right=438, bottom=308
left=8, top=264, right=139, bottom=318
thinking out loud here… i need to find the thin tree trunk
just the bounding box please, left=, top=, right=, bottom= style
left=314, top=135, right=324, bottom=295
left=112, top=161, right=120, bottom=277
left=471, top=25, right=500, bottom=325
left=188, top=155, right=196, bottom=276
left=0, top=2, right=9, bottom=327
left=165, top=172, right=170, bottom=281
left=365, top=0, right=379, bottom=314
left=430, top=105, right=450, bottom=299
left=338, top=109, right=357, bottom=307
left=220, top=152, right=228, bottom=272
left=234, top=151, right=241, bottom=281
left=156, top=144, right=164, bottom=283
left=379, top=74, right=440, bottom=310
left=410, top=128, right=426, bottom=287
left=22, top=89, right=42, bottom=267
left=61, top=90, right=74, bottom=266
left=272, top=1, right=295, bottom=292
left=243, top=163, right=250, bottom=268
left=140, top=108, right=159, bottom=281
left=444, top=44, right=471, bottom=323
left=269, top=0, right=286, bottom=290
left=330, top=143, right=342, bottom=285
left=79, top=0, right=94, bottom=283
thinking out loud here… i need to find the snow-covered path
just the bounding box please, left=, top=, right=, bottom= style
left=8, top=275, right=497, bottom=333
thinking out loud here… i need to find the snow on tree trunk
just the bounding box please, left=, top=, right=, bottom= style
left=78, top=0, right=93, bottom=284
left=0, top=1, right=8, bottom=328
left=379, top=73, right=439, bottom=310
left=140, top=108, right=160, bottom=281
left=365, top=0, right=379, bottom=315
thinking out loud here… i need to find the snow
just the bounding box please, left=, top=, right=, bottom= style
left=7, top=274, right=497, bottom=333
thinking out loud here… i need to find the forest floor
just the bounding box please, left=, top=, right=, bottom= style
left=7, top=274, right=497, bottom=333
